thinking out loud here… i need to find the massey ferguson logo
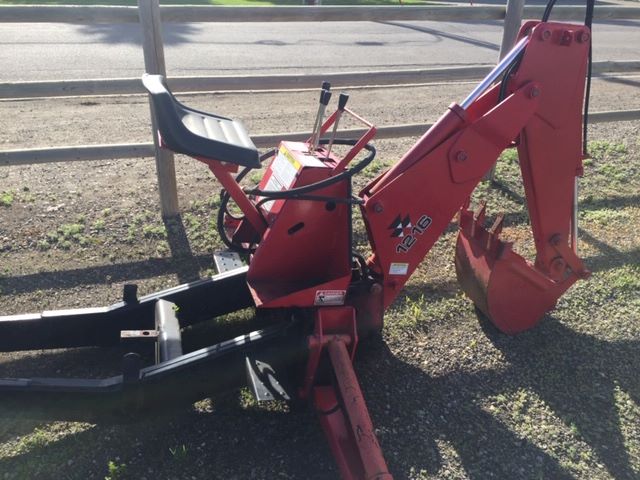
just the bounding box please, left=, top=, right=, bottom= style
left=388, top=215, right=413, bottom=238
left=392, top=214, right=432, bottom=253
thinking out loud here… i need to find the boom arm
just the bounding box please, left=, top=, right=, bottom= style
left=360, top=21, right=591, bottom=331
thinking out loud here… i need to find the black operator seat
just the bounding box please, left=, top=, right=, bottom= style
left=142, top=74, right=260, bottom=168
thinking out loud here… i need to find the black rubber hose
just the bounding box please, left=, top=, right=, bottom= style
left=499, top=0, right=557, bottom=105
left=498, top=51, right=524, bottom=102
left=218, top=140, right=375, bottom=253
left=542, top=0, right=558, bottom=22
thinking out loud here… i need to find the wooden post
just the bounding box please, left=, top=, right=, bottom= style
left=138, top=0, right=179, bottom=217
left=499, top=0, right=525, bottom=62
left=488, top=0, right=525, bottom=182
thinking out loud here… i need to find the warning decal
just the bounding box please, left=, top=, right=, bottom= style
left=272, top=147, right=299, bottom=188
left=260, top=175, right=284, bottom=213
left=389, top=262, right=409, bottom=276
left=314, top=290, right=347, bottom=306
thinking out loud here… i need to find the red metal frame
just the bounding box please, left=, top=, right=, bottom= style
left=208, top=161, right=268, bottom=237
left=243, top=110, right=376, bottom=309
left=360, top=81, right=541, bottom=308
left=304, top=105, right=378, bottom=174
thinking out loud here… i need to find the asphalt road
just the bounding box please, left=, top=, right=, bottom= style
left=1, top=19, right=639, bottom=82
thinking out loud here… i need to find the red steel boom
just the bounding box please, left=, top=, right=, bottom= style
left=361, top=21, right=591, bottom=333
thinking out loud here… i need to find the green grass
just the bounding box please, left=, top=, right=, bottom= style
left=0, top=191, right=14, bottom=208
left=580, top=207, right=631, bottom=226
left=1, top=133, right=639, bottom=479
left=105, top=460, right=127, bottom=480
left=42, top=223, right=88, bottom=250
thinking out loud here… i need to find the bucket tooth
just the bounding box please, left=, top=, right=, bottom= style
left=488, top=213, right=504, bottom=236
left=473, top=201, right=487, bottom=223
left=486, top=213, right=505, bottom=252
left=459, top=201, right=487, bottom=239
left=471, top=201, right=487, bottom=238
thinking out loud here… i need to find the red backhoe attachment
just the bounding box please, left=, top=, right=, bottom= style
left=0, top=13, right=595, bottom=480
left=361, top=21, right=591, bottom=334
left=454, top=20, right=592, bottom=333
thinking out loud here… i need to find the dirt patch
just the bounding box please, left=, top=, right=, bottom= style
left=0, top=77, right=639, bottom=479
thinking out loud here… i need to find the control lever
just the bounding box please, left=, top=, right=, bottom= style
left=325, top=93, right=349, bottom=159
left=310, top=83, right=332, bottom=151
left=309, top=81, right=331, bottom=151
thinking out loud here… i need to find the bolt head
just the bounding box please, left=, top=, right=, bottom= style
left=541, top=29, right=552, bottom=41
left=530, top=87, right=540, bottom=98
left=551, top=257, right=566, bottom=274
left=373, top=203, right=383, bottom=213
left=577, top=31, right=590, bottom=43
left=561, top=30, right=573, bottom=45
left=456, top=151, right=468, bottom=162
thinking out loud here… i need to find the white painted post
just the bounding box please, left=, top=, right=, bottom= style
left=138, top=0, right=180, bottom=217
left=488, top=0, right=525, bottom=181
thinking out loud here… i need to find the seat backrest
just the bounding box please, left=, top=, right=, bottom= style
left=141, top=74, right=260, bottom=168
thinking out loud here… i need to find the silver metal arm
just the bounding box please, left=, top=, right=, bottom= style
left=460, top=35, right=529, bottom=110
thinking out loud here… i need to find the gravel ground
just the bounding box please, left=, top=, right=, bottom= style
left=0, top=76, right=639, bottom=479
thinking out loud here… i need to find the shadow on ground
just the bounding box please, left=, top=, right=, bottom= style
left=379, top=20, right=500, bottom=52
left=0, top=310, right=638, bottom=479
left=75, top=23, right=202, bottom=46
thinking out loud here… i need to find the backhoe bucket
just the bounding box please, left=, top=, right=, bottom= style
left=454, top=205, right=573, bottom=335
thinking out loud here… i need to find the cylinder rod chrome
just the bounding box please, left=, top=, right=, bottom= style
left=460, top=35, right=529, bottom=110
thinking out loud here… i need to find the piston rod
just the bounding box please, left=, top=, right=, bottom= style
left=460, top=36, right=529, bottom=110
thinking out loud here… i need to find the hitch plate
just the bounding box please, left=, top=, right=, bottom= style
left=214, top=251, right=244, bottom=274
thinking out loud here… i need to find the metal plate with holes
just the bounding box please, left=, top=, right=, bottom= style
left=214, top=251, right=245, bottom=273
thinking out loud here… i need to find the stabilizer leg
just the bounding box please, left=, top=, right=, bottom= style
left=314, top=340, right=392, bottom=480
left=306, top=308, right=392, bottom=480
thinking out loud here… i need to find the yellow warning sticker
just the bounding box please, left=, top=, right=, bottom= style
left=272, top=149, right=298, bottom=188
left=280, top=145, right=301, bottom=171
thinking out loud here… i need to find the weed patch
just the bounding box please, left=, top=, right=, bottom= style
left=0, top=191, right=14, bottom=207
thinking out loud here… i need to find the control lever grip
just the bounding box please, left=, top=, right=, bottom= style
left=321, top=89, right=332, bottom=106
left=338, top=93, right=349, bottom=111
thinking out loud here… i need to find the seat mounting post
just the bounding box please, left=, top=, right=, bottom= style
left=208, top=162, right=267, bottom=236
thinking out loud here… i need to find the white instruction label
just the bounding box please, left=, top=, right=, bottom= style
left=389, top=262, right=409, bottom=276
left=271, top=147, right=299, bottom=188
left=260, top=175, right=284, bottom=213
left=314, top=290, right=347, bottom=306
